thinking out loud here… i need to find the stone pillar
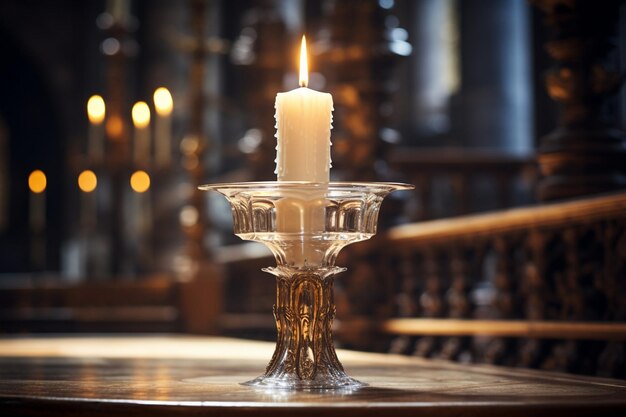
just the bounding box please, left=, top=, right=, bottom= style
left=531, top=0, right=626, bottom=201
left=410, top=0, right=456, bottom=139
left=454, top=0, right=532, bottom=152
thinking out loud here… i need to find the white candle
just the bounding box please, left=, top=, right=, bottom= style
left=87, top=95, right=105, bottom=160
left=132, top=101, right=151, bottom=164
left=275, top=36, right=333, bottom=182
left=274, top=36, right=332, bottom=265
left=153, top=87, right=173, bottom=166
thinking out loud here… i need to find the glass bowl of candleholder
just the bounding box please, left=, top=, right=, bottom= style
left=200, top=181, right=414, bottom=389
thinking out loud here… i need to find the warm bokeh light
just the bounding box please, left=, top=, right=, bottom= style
left=131, top=101, right=151, bottom=129
left=153, top=87, right=173, bottom=116
left=105, top=114, right=124, bottom=139
left=78, top=170, right=97, bottom=193
left=180, top=135, right=200, bottom=155
left=28, top=170, right=47, bottom=194
left=130, top=170, right=150, bottom=193
left=299, top=35, right=308, bottom=88
left=87, top=95, right=106, bottom=124
left=179, top=205, right=199, bottom=227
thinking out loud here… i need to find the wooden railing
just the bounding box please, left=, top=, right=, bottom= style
left=388, top=148, right=538, bottom=220
left=335, top=191, right=626, bottom=378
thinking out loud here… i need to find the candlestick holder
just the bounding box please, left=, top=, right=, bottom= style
left=200, top=181, right=413, bottom=389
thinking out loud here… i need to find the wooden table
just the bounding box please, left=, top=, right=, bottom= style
left=0, top=336, right=625, bottom=416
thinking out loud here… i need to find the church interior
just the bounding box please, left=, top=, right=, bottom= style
left=0, top=0, right=626, bottom=411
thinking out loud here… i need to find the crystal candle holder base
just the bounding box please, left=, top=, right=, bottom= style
left=200, top=181, right=413, bottom=389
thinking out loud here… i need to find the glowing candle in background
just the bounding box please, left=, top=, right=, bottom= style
left=130, top=169, right=152, bottom=235
left=153, top=87, right=173, bottom=167
left=78, top=170, right=98, bottom=193
left=129, top=170, right=152, bottom=272
left=78, top=170, right=98, bottom=230
left=28, top=169, right=47, bottom=232
left=105, top=114, right=124, bottom=141
left=130, top=170, right=151, bottom=193
left=132, top=101, right=151, bottom=164
left=87, top=95, right=106, bottom=160
left=28, top=169, right=47, bottom=269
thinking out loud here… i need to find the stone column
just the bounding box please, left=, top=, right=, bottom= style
left=454, top=0, right=532, bottom=152
left=410, top=0, right=456, bottom=139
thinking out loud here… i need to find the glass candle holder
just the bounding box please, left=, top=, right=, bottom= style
left=200, top=181, right=413, bottom=389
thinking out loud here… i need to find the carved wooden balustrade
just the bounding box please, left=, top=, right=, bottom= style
left=208, top=191, right=626, bottom=378
left=335, top=191, right=626, bottom=378
left=388, top=148, right=538, bottom=221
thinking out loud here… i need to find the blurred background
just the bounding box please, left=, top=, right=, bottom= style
left=0, top=0, right=625, bottom=378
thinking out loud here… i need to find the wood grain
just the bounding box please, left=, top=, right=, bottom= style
left=380, top=319, right=626, bottom=340
left=387, top=191, right=626, bottom=244
left=0, top=336, right=625, bottom=416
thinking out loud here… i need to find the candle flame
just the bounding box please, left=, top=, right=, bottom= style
left=87, top=95, right=106, bottom=124
left=28, top=170, right=47, bottom=194
left=130, top=170, right=151, bottom=193
left=132, top=101, right=151, bottom=129
left=153, top=87, right=173, bottom=116
left=78, top=170, right=97, bottom=193
left=299, top=35, right=308, bottom=88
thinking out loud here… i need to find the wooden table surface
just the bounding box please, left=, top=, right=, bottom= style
left=0, top=336, right=625, bottom=416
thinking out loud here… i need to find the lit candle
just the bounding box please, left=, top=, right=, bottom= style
left=78, top=170, right=98, bottom=230
left=132, top=101, right=151, bottom=164
left=153, top=87, right=173, bottom=166
left=28, top=170, right=47, bottom=269
left=87, top=95, right=105, bottom=160
left=275, top=35, right=333, bottom=182
left=28, top=170, right=46, bottom=233
left=274, top=36, right=332, bottom=265
left=130, top=170, right=152, bottom=236
left=129, top=170, right=152, bottom=270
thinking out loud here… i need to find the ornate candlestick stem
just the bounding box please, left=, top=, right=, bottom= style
left=201, top=181, right=412, bottom=389
left=258, top=265, right=347, bottom=386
